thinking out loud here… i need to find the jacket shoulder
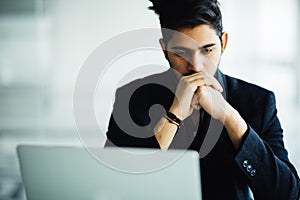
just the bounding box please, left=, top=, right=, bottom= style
left=225, top=74, right=274, bottom=99
left=224, top=74, right=277, bottom=133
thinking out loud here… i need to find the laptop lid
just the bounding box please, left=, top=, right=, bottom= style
left=17, top=145, right=202, bottom=200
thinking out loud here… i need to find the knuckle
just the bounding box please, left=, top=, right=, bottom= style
left=197, top=86, right=206, bottom=94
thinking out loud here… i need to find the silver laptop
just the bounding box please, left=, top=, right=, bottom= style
left=17, top=145, right=202, bottom=200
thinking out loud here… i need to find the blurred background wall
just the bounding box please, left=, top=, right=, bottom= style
left=0, top=0, right=299, bottom=199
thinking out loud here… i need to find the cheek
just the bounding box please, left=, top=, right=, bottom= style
left=204, top=53, right=221, bottom=74
left=210, top=50, right=222, bottom=64
left=170, top=57, right=189, bottom=70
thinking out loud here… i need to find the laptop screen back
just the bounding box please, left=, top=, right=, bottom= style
left=17, top=145, right=202, bottom=200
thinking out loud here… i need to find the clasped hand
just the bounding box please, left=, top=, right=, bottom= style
left=170, top=71, right=228, bottom=122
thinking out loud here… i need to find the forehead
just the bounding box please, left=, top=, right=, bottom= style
left=167, top=25, right=220, bottom=49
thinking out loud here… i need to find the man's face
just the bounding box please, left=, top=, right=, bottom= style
left=161, top=25, right=227, bottom=76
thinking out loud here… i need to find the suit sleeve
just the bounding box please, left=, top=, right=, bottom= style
left=105, top=87, right=160, bottom=148
left=235, top=92, right=300, bottom=200
left=105, top=115, right=160, bottom=148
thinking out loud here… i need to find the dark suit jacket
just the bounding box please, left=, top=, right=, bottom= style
left=105, top=69, right=300, bottom=200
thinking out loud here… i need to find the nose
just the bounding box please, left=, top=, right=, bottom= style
left=188, top=53, right=204, bottom=72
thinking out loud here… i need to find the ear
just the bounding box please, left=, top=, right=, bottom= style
left=159, top=38, right=168, bottom=59
left=221, top=32, right=228, bottom=53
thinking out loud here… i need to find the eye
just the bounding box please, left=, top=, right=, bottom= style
left=200, top=48, right=213, bottom=55
left=174, top=50, right=187, bottom=57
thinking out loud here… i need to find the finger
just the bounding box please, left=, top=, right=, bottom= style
left=183, top=72, right=205, bottom=86
left=189, top=77, right=223, bottom=92
left=201, top=71, right=223, bottom=92
left=191, top=94, right=201, bottom=110
left=182, top=71, right=223, bottom=92
left=182, top=71, right=204, bottom=81
left=206, top=77, right=223, bottom=92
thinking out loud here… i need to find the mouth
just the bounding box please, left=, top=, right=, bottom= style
left=183, top=71, right=198, bottom=76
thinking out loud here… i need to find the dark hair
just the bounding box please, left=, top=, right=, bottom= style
left=148, top=0, right=223, bottom=42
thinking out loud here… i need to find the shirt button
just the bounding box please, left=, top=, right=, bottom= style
left=243, top=160, right=249, bottom=168
left=250, top=169, right=256, bottom=176
left=246, top=165, right=253, bottom=172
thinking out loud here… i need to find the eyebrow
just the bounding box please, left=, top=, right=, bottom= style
left=201, top=43, right=216, bottom=49
left=170, top=43, right=216, bottom=51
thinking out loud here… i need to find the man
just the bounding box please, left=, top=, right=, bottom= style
left=105, top=0, right=300, bottom=199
